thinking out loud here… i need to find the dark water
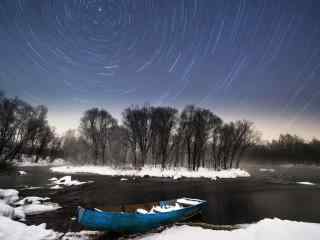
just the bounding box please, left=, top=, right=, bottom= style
left=1, top=165, right=320, bottom=233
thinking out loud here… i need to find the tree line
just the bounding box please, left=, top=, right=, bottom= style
left=245, top=134, right=320, bottom=165
left=0, top=92, right=62, bottom=169
left=3, top=91, right=318, bottom=171
left=63, top=104, right=258, bottom=170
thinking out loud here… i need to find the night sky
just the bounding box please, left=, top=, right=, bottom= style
left=0, top=0, right=320, bottom=140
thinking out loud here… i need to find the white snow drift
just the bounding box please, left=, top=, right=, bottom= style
left=51, top=166, right=250, bottom=180
left=0, top=189, right=61, bottom=220
left=0, top=215, right=61, bottom=240
left=130, top=218, right=320, bottom=240
left=0, top=189, right=19, bottom=204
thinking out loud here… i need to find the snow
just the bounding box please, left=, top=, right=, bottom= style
left=259, top=168, right=275, bottom=172
left=0, top=201, right=15, bottom=218
left=136, top=198, right=202, bottom=214
left=296, top=181, right=316, bottom=186
left=0, top=189, right=19, bottom=204
left=14, top=197, right=50, bottom=206
left=51, top=166, right=250, bottom=180
left=136, top=208, right=149, bottom=214
left=22, top=186, right=42, bottom=190
left=0, top=215, right=61, bottom=240
left=15, top=203, right=61, bottom=216
left=151, top=203, right=182, bottom=213
left=120, top=178, right=128, bottom=181
left=61, top=231, right=104, bottom=240
left=50, top=185, right=63, bottom=190
left=0, top=188, right=62, bottom=239
left=0, top=188, right=60, bottom=218
left=130, top=218, right=320, bottom=240
left=18, top=171, right=27, bottom=175
left=49, top=176, right=88, bottom=187
left=176, top=198, right=203, bottom=206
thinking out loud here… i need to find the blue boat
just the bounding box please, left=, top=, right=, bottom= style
left=77, top=198, right=207, bottom=233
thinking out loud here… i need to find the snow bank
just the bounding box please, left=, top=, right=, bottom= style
left=296, top=181, right=316, bottom=186
left=130, top=218, right=320, bottom=240
left=15, top=203, right=61, bottom=216
left=51, top=166, right=250, bottom=180
left=13, top=196, right=60, bottom=216
left=61, top=231, right=104, bottom=240
left=0, top=215, right=61, bottom=240
left=15, top=197, right=50, bottom=206
left=0, top=201, right=15, bottom=218
left=0, top=188, right=61, bottom=218
left=49, top=176, right=88, bottom=187
left=0, top=189, right=19, bottom=204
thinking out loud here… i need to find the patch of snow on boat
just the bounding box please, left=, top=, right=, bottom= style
left=176, top=198, right=203, bottom=206
left=151, top=203, right=183, bottom=213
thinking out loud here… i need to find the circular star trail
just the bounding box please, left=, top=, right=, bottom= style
left=0, top=0, right=320, bottom=139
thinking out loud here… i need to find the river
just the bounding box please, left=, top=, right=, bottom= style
left=0, top=164, right=320, bottom=234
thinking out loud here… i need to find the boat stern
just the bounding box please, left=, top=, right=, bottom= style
left=77, top=206, right=85, bottom=223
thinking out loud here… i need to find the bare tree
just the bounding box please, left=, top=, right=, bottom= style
left=150, top=107, right=178, bottom=169
left=97, top=110, right=117, bottom=164
left=80, top=108, right=99, bottom=164
left=122, top=105, right=152, bottom=168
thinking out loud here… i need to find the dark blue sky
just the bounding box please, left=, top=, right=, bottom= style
left=0, top=0, right=320, bottom=139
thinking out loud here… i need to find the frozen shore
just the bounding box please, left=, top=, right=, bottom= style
left=50, top=165, right=250, bottom=180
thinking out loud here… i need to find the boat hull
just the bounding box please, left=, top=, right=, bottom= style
left=78, top=199, right=207, bottom=233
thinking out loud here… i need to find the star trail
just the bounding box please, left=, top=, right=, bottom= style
left=0, top=0, right=320, bottom=139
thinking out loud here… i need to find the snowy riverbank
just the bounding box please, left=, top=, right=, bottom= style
left=130, top=218, right=320, bottom=240
left=2, top=214, right=320, bottom=240
left=50, top=165, right=250, bottom=180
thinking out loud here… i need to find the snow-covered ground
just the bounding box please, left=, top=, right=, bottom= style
left=0, top=189, right=61, bottom=220
left=0, top=215, right=61, bottom=240
left=0, top=189, right=19, bottom=204
left=130, top=218, right=320, bottom=240
left=51, top=166, right=250, bottom=180
left=1, top=216, right=320, bottom=240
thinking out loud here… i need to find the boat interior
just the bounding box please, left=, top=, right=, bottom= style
left=88, top=198, right=204, bottom=214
